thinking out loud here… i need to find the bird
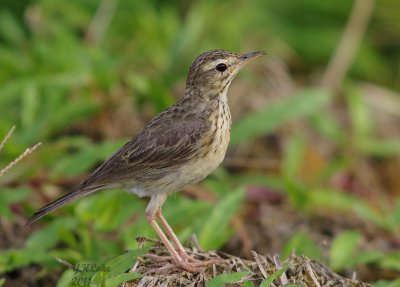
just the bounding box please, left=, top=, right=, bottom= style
left=26, top=49, right=266, bottom=272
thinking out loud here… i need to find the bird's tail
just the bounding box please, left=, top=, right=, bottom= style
left=25, top=187, right=98, bottom=225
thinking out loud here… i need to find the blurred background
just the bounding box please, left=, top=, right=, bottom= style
left=0, top=0, right=399, bottom=286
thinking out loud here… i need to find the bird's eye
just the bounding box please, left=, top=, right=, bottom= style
left=215, top=63, right=227, bottom=72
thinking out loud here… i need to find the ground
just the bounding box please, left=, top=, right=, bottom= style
left=125, top=237, right=372, bottom=287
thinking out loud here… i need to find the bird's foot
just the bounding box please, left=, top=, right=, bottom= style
left=143, top=261, right=204, bottom=274
left=175, top=260, right=205, bottom=273
left=145, top=253, right=172, bottom=262
left=173, top=254, right=224, bottom=272
left=180, top=252, right=223, bottom=266
left=143, top=256, right=204, bottom=273
left=145, top=252, right=222, bottom=273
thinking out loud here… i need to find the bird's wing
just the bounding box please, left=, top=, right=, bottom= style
left=26, top=107, right=209, bottom=224
left=79, top=109, right=209, bottom=189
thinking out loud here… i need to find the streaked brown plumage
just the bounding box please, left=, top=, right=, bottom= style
left=27, top=49, right=266, bottom=272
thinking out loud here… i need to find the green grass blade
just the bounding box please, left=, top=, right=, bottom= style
left=105, top=273, right=143, bottom=287
left=260, top=267, right=288, bottom=287
left=207, top=271, right=250, bottom=287
left=103, top=247, right=150, bottom=278
left=90, top=247, right=149, bottom=287
left=199, top=186, right=245, bottom=250
left=330, top=231, right=361, bottom=271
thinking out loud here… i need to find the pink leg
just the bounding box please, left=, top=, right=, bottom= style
left=145, top=194, right=219, bottom=271
left=155, top=210, right=223, bottom=266
left=156, top=210, right=187, bottom=258
left=146, top=213, right=202, bottom=272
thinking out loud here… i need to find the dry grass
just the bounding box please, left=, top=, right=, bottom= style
left=0, top=126, right=41, bottom=178
left=124, top=238, right=372, bottom=287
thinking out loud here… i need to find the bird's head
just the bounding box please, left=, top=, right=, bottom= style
left=185, top=49, right=266, bottom=98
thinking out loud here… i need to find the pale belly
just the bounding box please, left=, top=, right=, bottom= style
left=128, top=134, right=229, bottom=197
left=177, top=136, right=229, bottom=186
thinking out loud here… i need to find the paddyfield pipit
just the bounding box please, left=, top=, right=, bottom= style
left=27, top=49, right=266, bottom=272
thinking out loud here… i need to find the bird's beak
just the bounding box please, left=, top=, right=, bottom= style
left=239, top=51, right=267, bottom=67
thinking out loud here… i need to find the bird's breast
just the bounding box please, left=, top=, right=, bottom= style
left=206, top=101, right=231, bottom=158
left=178, top=101, right=231, bottom=185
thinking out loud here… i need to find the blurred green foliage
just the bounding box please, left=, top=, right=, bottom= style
left=0, top=0, right=400, bottom=286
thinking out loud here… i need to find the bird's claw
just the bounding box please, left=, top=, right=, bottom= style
left=145, top=252, right=221, bottom=273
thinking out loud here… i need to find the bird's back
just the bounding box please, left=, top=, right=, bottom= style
left=78, top=94, right=231, bottom=196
